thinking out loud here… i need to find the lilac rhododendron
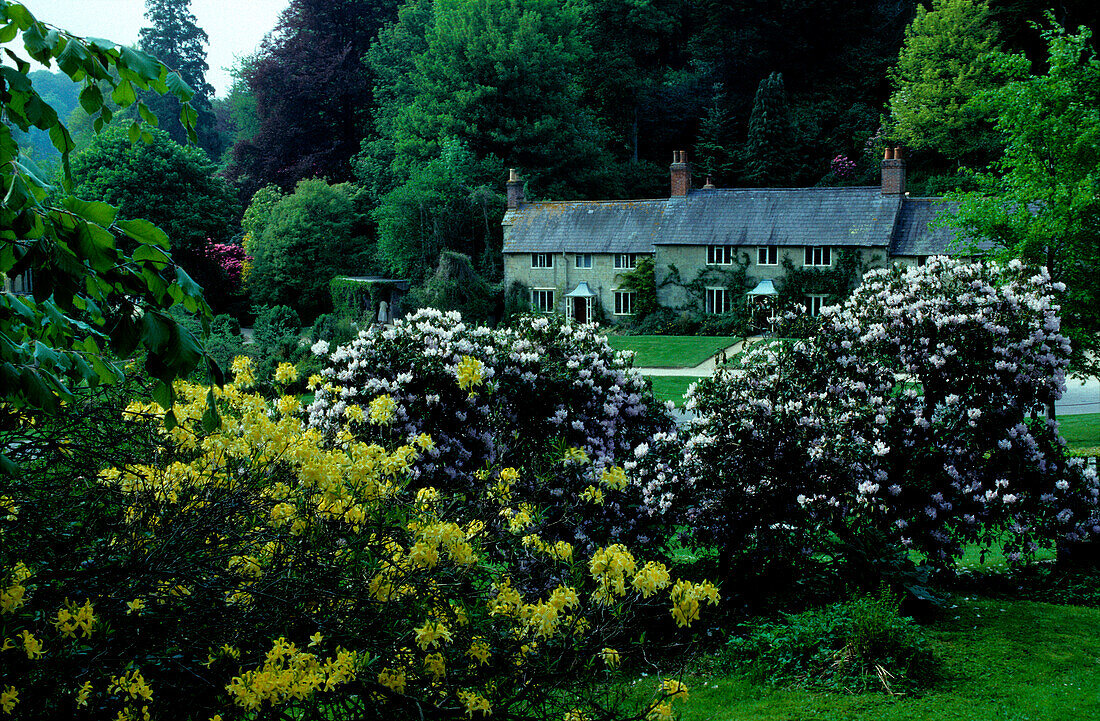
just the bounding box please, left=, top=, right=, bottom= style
left=646, top=257, right=1098, bottom=567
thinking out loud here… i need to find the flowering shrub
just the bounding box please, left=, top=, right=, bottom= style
left=830, top=154, right=857, bottom=178
left=651, top=258, right=1098, bottom=574
left=307, top=310, right=678, bottom=552
left=0, top=363, right=715, bottom=720
left=204, top=239, right=250, bottom=287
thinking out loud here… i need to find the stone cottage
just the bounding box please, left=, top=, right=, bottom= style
left=501, top=150, right=959, bottom=323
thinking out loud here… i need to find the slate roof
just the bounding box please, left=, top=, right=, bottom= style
left=889, top=198, right=960, bottom=256
left=503, top=186, right=958, bottom=254
left=502, top=199, right=667, bottom=253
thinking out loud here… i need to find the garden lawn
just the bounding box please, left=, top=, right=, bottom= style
left=660, top=598, right=1100, bottom=720
left=1058, top=412, right=1100, bottom=455
left=648, top=376, right=698, bottom=407
left=606, top=335, right=737, bottom=368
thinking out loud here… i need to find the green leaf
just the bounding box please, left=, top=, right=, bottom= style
left=152, top=380, right=172, bottom=409
left=165, top=72, right=194, bottom=101
left=133, top=243, right=171, bottom=266
left=111, top=79, right=136, bottom=106
left=0, top=453, right=20, bottom=477
left=128, top=120, right=140, bottom=144
left=115, top=218, right=170, bottom=248
left=137, top=101, right=159, bottom=128
left=62, top=196, right=118, bottom=227
left=48, top=123, right=75, bottom=154
left=78, top=83, right=103, bottom=115
left=201, top=388, right=221, bottom=433
left=0, top=22, right=17, bottom=44
left=174, top=267, right=203, bottom=297
left=141, top=311, right=171, bottom=354
left=119, top=46, right=162, bottom=86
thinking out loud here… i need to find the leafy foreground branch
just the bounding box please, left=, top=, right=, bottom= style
left=1, top=0, right=216, bottom=473
left=1, top=360, right=716, bottom=720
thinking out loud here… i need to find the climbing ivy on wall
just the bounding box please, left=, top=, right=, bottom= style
left=777, top=250, right=867, bottom=308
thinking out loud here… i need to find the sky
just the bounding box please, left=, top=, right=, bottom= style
left=23, top=0, right=290, bottom=98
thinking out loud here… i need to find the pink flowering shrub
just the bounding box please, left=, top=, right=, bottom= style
left=204, top=239, right=249, bottom=287
left=830, top=154, right=857, bottom=177
left=307, top=310, right=678, bottom=553
left=647, top=258, right=1098, bottom=573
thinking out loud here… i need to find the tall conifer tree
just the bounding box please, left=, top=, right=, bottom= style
left=743, top=72, right=798, bottom=186
left=139, top=0, right=219, bottom=155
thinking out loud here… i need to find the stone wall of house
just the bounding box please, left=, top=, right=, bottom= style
left=503, top=252, right=648, bottom=322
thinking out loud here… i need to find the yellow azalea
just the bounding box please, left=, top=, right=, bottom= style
left=632, top=561, right=672, bottom=598
left=274, top=362, right=298, bottom=384
left=467, top=638, right=491, bottom=666
left=18, top=630, right=42, bottom=660
left=457, top=690, right=491, bottom=718
left=564, top=711, right=590, bottom=721
left=598, top=647, right=621, bottom=668
left=668, top=580, right=720, bottom=628
left=661, top=678, right=689, bottom=702
left=108, top=669, right=153, bottom=702
left=600, top=465, right=628, bottom=491
left=415, top=433, right=435, bottom=450
left=414, top=620, right=453, bottom=650
left=127, top=598, right=145, bottom=615
left=230, top=356, right=255, bottom=387
left=307, top=373, right=324, bottom=390
left=377, top=668, right=406, bottom=694
left=1, top=686, right=18, bottom=715
left=423, top=652, right=446, bottom=681
left=76, top=681, right=93, bottom=707
left=499, top=467, right=519, bottom=483
left=646, top=701, right=674, bottom=721
left=344, top=404, right=365, bottom=423
left=563, top=446, right=589, bottom=464
left=455, top=355, right=485, bottom=391
left=580, top=485, right=605, bottom=505
left=309, top=632, right=323, bottom=647
left=54, top=600, right=96, bottom=638
left=368, top=394, right=397, bottom=425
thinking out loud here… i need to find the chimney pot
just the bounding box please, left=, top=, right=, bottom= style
left=881, top=148, right=906, bottom=196
left=670, top=149, right=691, bottom=197
left=507, top=169, right=525, bottom=209
left=883, top=148, right=894, bottom=160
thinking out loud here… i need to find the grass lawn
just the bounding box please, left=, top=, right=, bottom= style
left=606, top=335, right=737, bottom=368
left=1058, top=412, right=1100, bottom=455
left=648, top=376, right=698, bottom=407
left=636, top=598, right=1100, bottom=721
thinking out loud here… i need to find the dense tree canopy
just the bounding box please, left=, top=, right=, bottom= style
left=889, top=0, right=1003, bottom=170
left=247, top=179, right=374, bottom=318
left=951, top=22, right=1100, bottom=375
left=139, top=0, right=220, bottom=155
left=227, top=0, right=401, bottom=198
left=70, top=126, right=240, bottom=260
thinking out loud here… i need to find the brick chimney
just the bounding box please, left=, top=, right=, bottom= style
left=670, top=150, right=691, bottom=197
left=881, top=147, right=906, bottom=195
left=507, top=168, right=525, bottom=208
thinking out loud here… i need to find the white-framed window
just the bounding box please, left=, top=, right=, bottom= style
left=757, top=245, right=778, bottom=265
left=614, top=290, right=636, bottom=316
left=705, top=286, right=731, bottom=314
left=531, top=288, right=555, bottom=313
left=575, top=253, right=592, bottom=269
left=613, top=253, right=638, bottom=270
left=806, top=294, right=828, bottom=316
left=707, top=245, right=735, bottom=265
left=531, top=253, right=554, bottom=268
left=804, top=247, right=832, bottom=266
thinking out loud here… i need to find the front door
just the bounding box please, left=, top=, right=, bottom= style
left=572, top=297, right=588, bottom=324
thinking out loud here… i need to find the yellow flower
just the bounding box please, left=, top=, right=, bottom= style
left=274, top=362, right=298, bottom=384
left=368, top=394, right=397, bottom=425
left=598, top=647, right=620, bottom=668
left=423, top=652, right=446, bottom=681
left=660, top=678, right=689, bottom=702
left=307, top=374, right=324, bottom=390
left=1, top=686, right=18, bottom=715
left=230, top=356, right=255, bottom=387
left=457, top=690, right=491, bottom=718
left=309, top=632, right=323, bottom=647
left=646, top=701, right=674, bottom=721
left=467, top=638, right=491, bottom=666
left=377, top=668, right=406, bottom=694
left=600, top=465, right=628, bottom=491
left=127, top=598, right=146, bottom=615
left=76, top=681, right=93, bottom=707
left=18, top=630, right=43, bottom=660
left=563, top=446, right=589, bottom=464
left=580, top=485, right=605, bottom=505
left=455, top=355, right=485, bottom=391
left=344, top=404, right=365, bottom=423
left=414, top=621, right=453, bottom=650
